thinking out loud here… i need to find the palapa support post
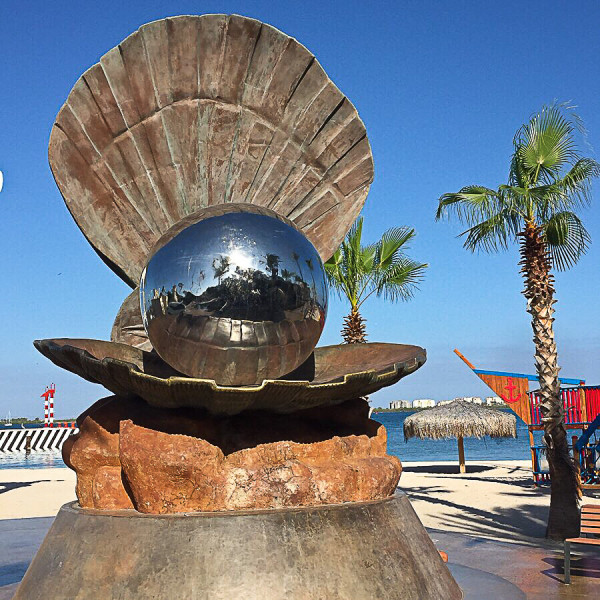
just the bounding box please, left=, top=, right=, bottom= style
left=457, top=435, right=466, bottom=473
left=529, top=428, right=537, bottom=485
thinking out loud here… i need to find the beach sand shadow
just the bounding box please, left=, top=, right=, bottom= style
left=402, top=464, right=494, bottom=474
left=404, top=485, right=549, bottom=542
left=0, top=481, right=54, bottom=494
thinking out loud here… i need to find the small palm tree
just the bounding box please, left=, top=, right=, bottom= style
left=325, top=217, right=427, bottom=343
left=212, top=255, right=230, bottom=284
left=262, top=253, right=280, bottom=278
left=436, top=104, right=599, bottom=540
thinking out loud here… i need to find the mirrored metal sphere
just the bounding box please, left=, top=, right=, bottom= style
left=140, top=207, right=328, bottom=385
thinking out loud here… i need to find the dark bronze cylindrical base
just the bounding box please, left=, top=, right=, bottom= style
left=15, top=493, right=462, bottom=599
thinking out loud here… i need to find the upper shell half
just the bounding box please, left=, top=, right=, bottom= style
left=49, top=14, right=374, bottom=287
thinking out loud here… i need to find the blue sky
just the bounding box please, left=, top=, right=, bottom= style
left=1, top=0, right=600, bottom=417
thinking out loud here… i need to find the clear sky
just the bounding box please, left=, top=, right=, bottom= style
left=1, top=0, right=600, bottom=417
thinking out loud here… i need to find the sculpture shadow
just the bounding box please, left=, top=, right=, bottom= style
left=0, top=481, right=53, bottom=494
left=0, top=561, right=30, bottom=587
left=402, top=464, right=494, bottom=475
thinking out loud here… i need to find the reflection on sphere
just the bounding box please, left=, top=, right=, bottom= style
left=140, top=209, right=328, bottom=385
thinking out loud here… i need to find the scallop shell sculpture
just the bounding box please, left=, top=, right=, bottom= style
left=49, top=14, right=374, bottom=288
left=34, top=338, right=426, bottom=415
left=37, top=14, right=426, bottom=408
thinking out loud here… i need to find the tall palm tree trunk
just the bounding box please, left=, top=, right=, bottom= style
left=342, top=307, right=367, bottom=344
left=520, top=222, right=581, bottom=539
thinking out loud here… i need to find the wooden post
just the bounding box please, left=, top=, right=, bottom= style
left=579, top=386, right=588, bottom=423
left=457, top=436, right=466, bottom=473
left=572, top=435, right=582, bottom=483
left=529, top=427, right=537, bottom=485
left=453, top=349, right=476, bottom=370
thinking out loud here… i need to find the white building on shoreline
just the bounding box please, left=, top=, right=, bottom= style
left=389, top=400, right=412, bottom=409
left=389, top=397, right=503, bottom=410
left=454, top=396, right=483, bottom=404
left=413, top=399, right=435, bottom=409
left=485, top=396, right=504, bottom=406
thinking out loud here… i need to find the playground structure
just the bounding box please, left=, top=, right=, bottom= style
left=455, top=350, right=600, bottom=488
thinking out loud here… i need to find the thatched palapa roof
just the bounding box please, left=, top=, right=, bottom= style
left=403, top=400, right=517, bottom=441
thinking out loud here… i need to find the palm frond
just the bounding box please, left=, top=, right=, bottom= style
left=360, top=243, right=378, bottom=274
left=515, top=105, right=578, bottom=182
left=532, top=158, right=600, bottom=215
left=373, top=258, right=428, bottom=303
left=542, top=211, right=591, bottom=270
left=436, top=185, right=503, bottom=226
left=461, top=209, right=521, bottom=253
left=327, top=216, right=427, bottom=313
left=324, top=248, right=346, bottom=297
left=346, top=217, right=363, bottom=259
left=375, top=227, right=416, bottom=270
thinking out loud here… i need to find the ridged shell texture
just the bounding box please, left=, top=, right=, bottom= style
left=49, top=14, right=374, bottom=287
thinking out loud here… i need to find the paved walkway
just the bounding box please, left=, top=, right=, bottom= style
left=432, top=528, right=600, bottom=599
left=0, top=516, right=51, bottom=599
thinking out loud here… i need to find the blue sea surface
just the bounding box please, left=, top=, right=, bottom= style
left=0, top=411, right=540, bottom=469
left=0, top=450, right=65, bottom=469
left=375, top=410, right=540, bottom=462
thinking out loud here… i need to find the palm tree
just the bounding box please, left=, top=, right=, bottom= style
left=281, top=268, right=296, bottom=281
left=325, top=217, right=427, bottom=343
left=212, top=255, right=230, bottom=284
left=292, top=251, right=304, bottom=281
left=262, top=253, right=281, bottom=278
left=436, top=104, right=599, bottom=540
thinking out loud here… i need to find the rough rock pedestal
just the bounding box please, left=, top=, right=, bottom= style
left=62, top=396, right=402, bottom=512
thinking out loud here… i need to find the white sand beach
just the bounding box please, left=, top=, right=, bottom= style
left=2, top=459, right=599, bottom=545
left=0, top=468, right=76, bottom=520
left=398, top=459, right=600, bottom=544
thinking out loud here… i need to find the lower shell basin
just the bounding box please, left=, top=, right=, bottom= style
left=33, top=339, right=426, bottom=416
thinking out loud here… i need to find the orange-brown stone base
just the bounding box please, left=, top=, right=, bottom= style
left=63, top=396, right=402, bottom=514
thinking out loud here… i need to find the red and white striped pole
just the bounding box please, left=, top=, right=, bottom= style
left=48, top=384, right=55, bottom=428
left=41, top=384, right=56, bottom=428
left=42, top=387, right=49, bottom=428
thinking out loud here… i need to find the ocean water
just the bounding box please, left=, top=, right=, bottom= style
left=0, top=411, right=540, bottom=470
left=0, top=450, right=65, bottom=469
left=375, top=410, right=539, bottom=463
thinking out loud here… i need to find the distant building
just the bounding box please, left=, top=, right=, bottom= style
left=455, top=396, right=483, bottom=404
left=389, top=400, right=412, bottom=409
left=413, top=399, right=435, bottom=409
left=485, top=396, right=504, bottom=406
left=436, top=400, right=453, bottom=406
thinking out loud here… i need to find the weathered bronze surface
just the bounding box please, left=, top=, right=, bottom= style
left=33, top=338, right=426, bottom=414
left=111, top=288, right=152, bottom=350
left=14, top=494, right=462, bottom=600
left=49, top=14, right=374, bottom=287
left=140, top=204, right=327, bottom=384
